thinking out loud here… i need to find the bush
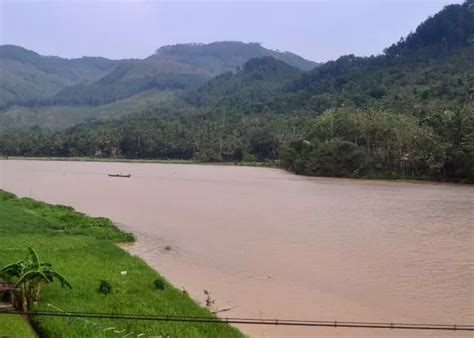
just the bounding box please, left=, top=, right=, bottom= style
left=153, top=278, right=165, bottom=290
left=0, top=191, right=17, bottom=201
left=98, top=280, right=112, bottom=294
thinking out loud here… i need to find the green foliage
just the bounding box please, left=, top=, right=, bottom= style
left=0, top=190, right=134, bottom=241
left=0, top=45, right=119, bottom=109
left=0, top=41, right=315, bottom=112
left=0, top=89, right=176, bottom=131
left=0, top=190, right=16, bottom=201
left=0, top=247, right=72, bottom=311
left=282, top=139, right=370, bottom=177
left=184, top=56, right=302, bottom=108
left=150, top=41, right=317, bottom=74
left=98, top=280, right=113, bottom=295
left=154, top=278, right=166, bottom=290
left=0, top=314, right=36, bottom=337
left=280, top=108, right=472, bottom=180
left=384, top=1, right=474, bottom=57
left=50, top=61, right=211, bottom=106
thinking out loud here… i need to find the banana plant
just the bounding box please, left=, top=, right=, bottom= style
left=0, top=247, right=71, bottom=311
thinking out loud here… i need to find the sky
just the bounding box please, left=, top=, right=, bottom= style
left=0, top=0, right=463, bottom=63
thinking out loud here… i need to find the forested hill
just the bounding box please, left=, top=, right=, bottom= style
left=384, top=0, right=474, bottom=57
left=0, top=45, right=120, bottom=109
left=0, top=1, right=473, bottom=182
left=0, top=41, right=316, bottom=112
left=149, top=41, right=317, bottom=74
left=184, top=56, right=303, bottom=107
left=278, top=1, right=474, bottom=182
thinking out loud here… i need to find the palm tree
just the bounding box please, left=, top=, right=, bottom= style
left=0, top=247, right=71, bottom=311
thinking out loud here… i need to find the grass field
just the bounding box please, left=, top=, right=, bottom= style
left=0, top=190, right=243, bottom=337
left=0, top=313, right=36, bottom=337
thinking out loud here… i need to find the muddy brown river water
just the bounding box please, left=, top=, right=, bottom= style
left=1, top=160, right=473, bottom=337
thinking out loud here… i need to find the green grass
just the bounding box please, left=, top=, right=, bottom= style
left=0, top=191, right=134, bottom=242
left=0, top=313, right=36, bottom=337
left=0, top=190, right=243, bottom=338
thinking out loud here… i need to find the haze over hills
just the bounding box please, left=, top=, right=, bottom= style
left=0, top=0, right=473, bottom=182
left=0, top=41, right=317, bottom=117
left=0, top=45, right=120, bottom=109
left=149, top=42, right=317, bottom=73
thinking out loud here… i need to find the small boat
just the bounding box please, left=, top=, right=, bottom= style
left=108, top=174, right=131, bottom=178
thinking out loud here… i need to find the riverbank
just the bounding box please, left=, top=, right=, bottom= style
left=3, top=156, right=279, bottom=168
left=0, top=189, right=243, bottom=338
left=3, top=156, right=470, bottom=184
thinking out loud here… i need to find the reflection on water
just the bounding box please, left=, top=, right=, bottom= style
left=1, top=160, right=473, bottom=337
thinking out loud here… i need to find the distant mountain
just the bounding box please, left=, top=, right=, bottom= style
left=50, top=59, right=211, bottom=106
left=0, top=45, right=119, bottom=109
left=54, top=41, right=317, bottom=106
left=0, top=41, right=316, bottom=110
left=149, top=41, right=317, bottom=73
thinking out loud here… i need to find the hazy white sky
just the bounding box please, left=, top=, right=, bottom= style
left=0, top=0, right=463, bottom=62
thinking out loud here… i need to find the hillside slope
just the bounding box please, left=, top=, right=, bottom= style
left=0, top=45, right=120, bottom=108
left=50, top=41, right=317, bottom=106
left=149, top=41, right=317, bottom=73
left=0, top=41, right=316, bottom=126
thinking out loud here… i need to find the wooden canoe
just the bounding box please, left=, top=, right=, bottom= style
left=108, top=174, right=131, bottom=178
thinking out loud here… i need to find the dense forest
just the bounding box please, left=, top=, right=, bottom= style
left=0, top=1, right=473, bottom=182
left=0, top=42, right=315, bottom=113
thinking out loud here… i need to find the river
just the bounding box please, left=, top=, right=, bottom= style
left=1, top=159, right=473, bottom=337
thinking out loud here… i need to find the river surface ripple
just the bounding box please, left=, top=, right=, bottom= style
left=1, top=160, right=473, bottom=337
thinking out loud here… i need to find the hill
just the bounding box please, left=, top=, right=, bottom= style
left=149, top=41, right=317, bottom=74
left=49, top=60, right=211, bottom=106
left=0, top=41, right=316, bottom=125
left=0, top=89, right=176, bottom=130
left=184, top=56, right=303, bottom=107
left=0, top=45, right=119, bottom=109
left=49, top=41, right=316, bottom=106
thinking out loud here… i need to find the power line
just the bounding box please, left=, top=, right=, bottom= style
left=1, top=310, right=473, bottom=331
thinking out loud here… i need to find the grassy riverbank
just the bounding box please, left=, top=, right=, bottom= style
left=0, top=190, right=243, bottom=337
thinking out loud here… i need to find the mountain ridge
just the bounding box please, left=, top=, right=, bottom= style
left=0, top=41, right=317, bottom=109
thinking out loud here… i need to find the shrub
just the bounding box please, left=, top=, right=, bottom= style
left=98, top=280, right=112, bottom=294
left=153, top=278, right=165, bottom=290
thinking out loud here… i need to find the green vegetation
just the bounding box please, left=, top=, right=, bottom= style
left=0, top=45, right=119, bottom=109
left=0, top=190, right=243, bottom=337
left=0, top=314, right=36, bottom=337
left=280, top=108, right=473, bottom=180
left=149, top=41, right=317, bottom=74
left=0, top=41, right=315, bottom=121
left=0, top=1, right=473, bottom=182
left=0, top=89, right=176, bottom=130
left=49, top=60, right=211, bottom=106
left=1, top=247, right=72, bottom=311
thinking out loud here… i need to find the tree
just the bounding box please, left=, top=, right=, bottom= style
left=0, top=247, right=71, bottom=311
